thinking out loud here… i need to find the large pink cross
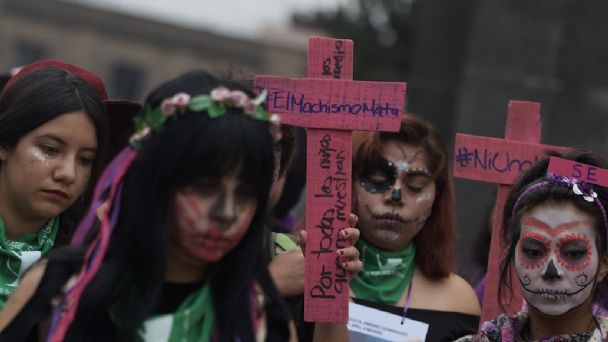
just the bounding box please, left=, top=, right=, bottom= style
left=453, top=101, right=568, bottom=323
left=255, top=37, right=406, bottom=322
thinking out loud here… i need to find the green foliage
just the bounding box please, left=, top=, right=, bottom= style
left=292, top=0, right=422, bottom=81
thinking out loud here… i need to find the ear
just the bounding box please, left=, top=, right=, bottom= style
left=597, top=255, right=608, bottom=282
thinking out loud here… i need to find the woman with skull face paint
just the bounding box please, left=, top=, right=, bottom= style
left=457, top=150, right=608, bottom=341
left=349, top=115, right=481, bottom=341
left=0, top=71, right=300, bottom=341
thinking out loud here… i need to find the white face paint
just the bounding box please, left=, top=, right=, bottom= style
left=395, top=161, right=410, bottom=173
left=354, top=142, right=436, bottom=252
left=515, top=203, right=599, bottom=316
left=415, top=193, right=433, bottom=204
left=376, top=229, right=400, bottom=241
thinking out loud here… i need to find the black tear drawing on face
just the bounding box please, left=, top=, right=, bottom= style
left=360, top=158, right=397, bottom=194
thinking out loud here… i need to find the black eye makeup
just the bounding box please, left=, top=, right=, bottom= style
left=360, top=159, right=397, bottom=194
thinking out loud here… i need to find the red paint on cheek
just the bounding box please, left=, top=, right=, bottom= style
left=175, top=194, right=256, bottom=263
left=556, top=233, right=593, bottom=272
left=175, top=192, right=207, bottom=233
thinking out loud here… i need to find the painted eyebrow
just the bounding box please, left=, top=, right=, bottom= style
left=521, top=217, right=592, bottom=237
left=404, top=170, right=432, bottom=178
left=37, top=133, right=97, bottom=153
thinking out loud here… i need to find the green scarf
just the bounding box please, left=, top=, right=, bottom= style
left=137, top=281, right=216, bottom=341
left=0, top=216, right=58, bottom=309
left=350, top=238, right=416, bottom=304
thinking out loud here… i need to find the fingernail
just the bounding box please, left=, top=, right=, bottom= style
left=342, top=262, right=348, bottom=268
left=342, top=230, right=349, bottom=237
left=338, top=250, right=344, bottom=256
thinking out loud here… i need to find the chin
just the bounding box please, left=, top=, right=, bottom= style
left=34, top=204, right=67, bottom=221
left=191, top=250, right=226, bottom=264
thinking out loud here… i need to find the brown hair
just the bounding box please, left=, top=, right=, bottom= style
left=352, top=114, right=455, bottom=279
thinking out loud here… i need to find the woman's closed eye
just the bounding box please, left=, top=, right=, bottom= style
left=78, top=154, right=95, bottom=167
left=520, top=238, right=547, bottom=260
left=40, top=144, right=60, bottom=156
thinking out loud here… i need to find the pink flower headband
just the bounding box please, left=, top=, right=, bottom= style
left=129, top=87, right=281, bottom=149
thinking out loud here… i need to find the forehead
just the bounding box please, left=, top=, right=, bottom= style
left=520, top=202, right=596, bottom=238
left=380, top=141, right=429, bottom=169
left=23, top=111, right=97, bottom=145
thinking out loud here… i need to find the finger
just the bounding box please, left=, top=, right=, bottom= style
left=348, top=213, right=359, bottom=228
left=299, top=230, right=307, bottom=253
left=340, top=227, right=360, bottom=244
left=338, top=246, right=359, bottom=261
left=341, top=260, right=363, bottom=274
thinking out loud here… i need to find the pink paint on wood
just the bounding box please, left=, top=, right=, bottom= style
left=304, top=37, right=354, bottom=323
left=304, top=129, right=352, bottom=322
left=548, top=156, right=608, bottom=187
left=480, top=101, right=545, bottom=323
left=453, top=133, right=569, bottom=185
left=307, top=37, right=353, bottom=80
left=258, top=37, right=405, bottom=323
left=254, top=76, right=405, bottom=131
left=453, top=101, right=572, bottom=324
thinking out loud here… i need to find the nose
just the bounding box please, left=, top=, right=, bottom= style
left=52, top=156, right=77, bottom=185
left=390, top=188, right=402, bottom=202
left=209, top=191, right=237, bottom=230
left=542, top=259, right=561, bottom=280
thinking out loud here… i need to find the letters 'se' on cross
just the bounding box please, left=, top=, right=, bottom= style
left=255, top=37, right=406, bottom=322
left=453, top=101, right=569, bottom=323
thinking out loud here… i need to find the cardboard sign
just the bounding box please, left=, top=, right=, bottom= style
left=548, top=156, right=608, bottom=187
left=453, top=133, right=568, bottom=185
left=305, top=129, right=352, bottom=321
left=307, top=37, right=354, bottom=80
left=303, top=37, right=355, bottom=323
left=254, top=76, right=406, bottom=131
left=256, top=37, right=405, bottom=322
left=348, top=302, right=428, bottom=342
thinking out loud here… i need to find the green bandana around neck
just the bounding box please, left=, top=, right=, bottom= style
left=137, top=281, right=216, bottom=342
left=350, top=237, right=416, bottom=305
left=0, top=216, right=59, bottom=308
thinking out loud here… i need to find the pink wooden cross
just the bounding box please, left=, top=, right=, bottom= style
left=453, top=100, right=568, bottom=323
left=255, top=37, right=406, bottom=322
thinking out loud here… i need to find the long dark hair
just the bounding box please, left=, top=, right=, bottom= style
left=0, top=67, right=109, bottom=239
left=499, top=150, right=608, bottom=309
left=56, top=71, right=289, bottom=341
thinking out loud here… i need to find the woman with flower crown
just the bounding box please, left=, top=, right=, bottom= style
left=0, top=71, right=351, bottom=341
left=456, top=150, right=608, bottom=341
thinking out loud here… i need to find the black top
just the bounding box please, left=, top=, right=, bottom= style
left=353, top=297, right=479, bottom=342
left=0, top=249, right=83, bottom=342
left=1, top=248, right=290, bottom=342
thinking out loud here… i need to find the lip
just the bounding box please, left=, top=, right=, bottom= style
left=43, top=189, right=69, bottom=200
left=190, top=234, right=232, bottom=250
left=374, top=212, right=406, bottom=223
left=373, top=213, right=409, bottom=230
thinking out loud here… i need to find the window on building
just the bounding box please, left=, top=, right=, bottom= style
left=110, top=62, right=145, bottom=100
left=13, top=40, right=46, bottom=66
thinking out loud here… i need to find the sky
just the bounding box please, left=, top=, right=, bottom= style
left=67, top=0, right=350, bottom=39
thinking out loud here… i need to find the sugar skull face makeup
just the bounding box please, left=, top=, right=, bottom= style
left=172, top=175, right=257, bottom=263
left=515, top=202, right=599, bottom=316
left=354, top=141, right=436, bottom=251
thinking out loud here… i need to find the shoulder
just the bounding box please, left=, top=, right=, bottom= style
left=412, top=271, right=481, bottom=315
left=0, top=260, right=48, bottom=331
